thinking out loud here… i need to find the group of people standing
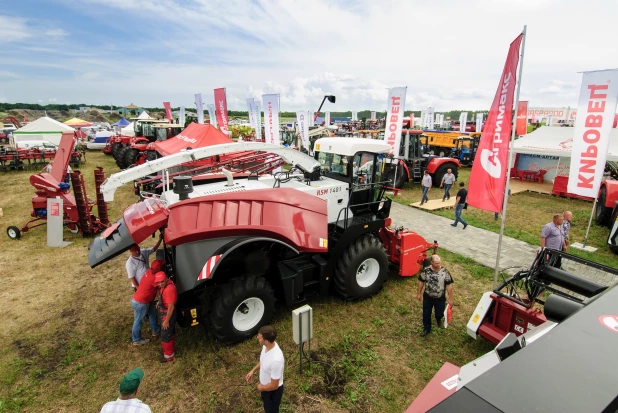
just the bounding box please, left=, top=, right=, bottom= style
left=540, top=211, right=573, bottom=252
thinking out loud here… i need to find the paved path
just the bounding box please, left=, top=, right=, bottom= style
left=389, top=202, right=538, bottom=275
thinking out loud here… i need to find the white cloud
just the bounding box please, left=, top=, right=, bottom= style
left=0, top=70, right=23, bottom=79
left=0, top=97, right=7, bottom=103
left=0, top=16, right=32, bottom=42
left=48, top=98, right=57, bottom=102
left=44, top=28, right=69, bottom=37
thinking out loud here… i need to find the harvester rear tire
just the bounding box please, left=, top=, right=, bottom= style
left=7, top=226, right=21, bottom=240
left=334, top=234, right=388, bottom=300
left=116, top=146, right=130, bottom=169
left=123, top=148, right=139, bottom=169
left=595, top=187, right=612, bottom=226
left=208, top=275, right=275, bottom=344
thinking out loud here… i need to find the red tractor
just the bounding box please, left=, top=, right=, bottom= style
left=119, top=123, right=184, bottom=168
left=89, top=138, right=438, bottom=343
left=107, top=118, right=170, bottom=168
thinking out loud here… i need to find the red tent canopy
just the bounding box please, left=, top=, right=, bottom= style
left=154, top=123, right=232, bottom=156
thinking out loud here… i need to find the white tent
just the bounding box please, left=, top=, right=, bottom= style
left=12, top=116, right=74, bottom=146
left=120, top=110, right=150, bottom=136
left=513, top=126, right=618, bottom=161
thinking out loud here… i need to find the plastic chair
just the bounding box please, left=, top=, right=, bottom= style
left=535, top=170, right=547, bottom=183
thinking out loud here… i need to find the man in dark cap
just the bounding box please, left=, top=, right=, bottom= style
left=100, top=368, right=151, bottom=412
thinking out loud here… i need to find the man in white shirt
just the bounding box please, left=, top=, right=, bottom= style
left=439, top=168, right=456, bottom=202
left=420, top=170, right=432, bottom=205
left=100, top=368, right=151, bottom=413
left=126, top=236, right=163, bottom=290
left=245, top=325, right=285, bottom=413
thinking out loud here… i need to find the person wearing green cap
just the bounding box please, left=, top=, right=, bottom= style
left=100, top=368, right=151, bottom=412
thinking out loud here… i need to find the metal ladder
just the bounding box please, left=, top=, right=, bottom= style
left=93, top=167, right=109, bottom=226
left=71, top=171, right=94, bottom=236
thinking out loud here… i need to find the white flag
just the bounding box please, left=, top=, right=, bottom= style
left=309, top=111, right=315, bottom=127
left=195, top=93, right=204, bottom=124
left=383, top=87, right=407, bottom=157
left=476, top=113, right=483, bottom=132
left=568, top=70, right=618, bottom=197
left=263, top=94, right=280, bottom=145
left=247, top=98, right=256, bottom=130
left=297, top=111, right=310, bottom=152
left=352, top=111, right=358, bottom=121
left=254, top=100, right=262, bottom=141
left=371, top=111, right=376, bottom=121
left=459, top=112, right=468, bottom=133
left=179, top=106, right=185, bottom=126
left=325, top=112, right=330, bottom=126
left=427, top=107, right=435, bottom=128
left=420, top=111, right=426, bottom=128
left=207, top=104, right=217, bottom=127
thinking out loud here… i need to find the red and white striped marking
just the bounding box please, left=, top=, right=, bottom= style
left=197, top=254, right=222, bottom=281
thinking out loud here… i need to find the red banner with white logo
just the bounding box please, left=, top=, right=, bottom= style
left=467, top=33, right=523, bottom=213
left=163, top=102, right=173, bottom=123
left=516, top=101, right=528, bottom=135
left=214, top=88, right=229, bottom=133
left=567, top=70, right=618, bottom=197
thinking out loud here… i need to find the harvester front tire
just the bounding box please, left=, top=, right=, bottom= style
left=334, top=234, right=388, bottom=300
left=116, top=146, right=130, bottom=169
left=123, top=149, right=139, bottom=169
left=145, top=151, right=157, bottom=162
left=111, top=143, right=122, bottom=159
left=7, top=226, right=21, bottom=240
left=595, top=187, right=612, bottom=226
left=208, top=275, right=275, bottom=344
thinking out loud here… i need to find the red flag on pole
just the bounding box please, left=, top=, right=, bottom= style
left=516, top=101, right=528, bottom=135
left=162, top=102, right=173, bottom=123
left=214, top=88, right=229, bottom=133
left=467, top=34, right=523, bottom=213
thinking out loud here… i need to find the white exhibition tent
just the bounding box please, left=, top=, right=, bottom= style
left=120, top=110, right=150, bottom=137
left=513, top=126, right=618, bottom=161
left=12, top=116, right=75, bottom=146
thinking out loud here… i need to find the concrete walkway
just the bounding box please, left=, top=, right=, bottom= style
left=389, top=202, right=537, bottom=275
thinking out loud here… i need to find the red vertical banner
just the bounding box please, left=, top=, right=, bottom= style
left=516, top=100, right=528, bottom=135
left=467, top=33, right=523, bottom=213
left=163, top=102, right=173, bottom=122
left=214, top=88, right=229, bottom=133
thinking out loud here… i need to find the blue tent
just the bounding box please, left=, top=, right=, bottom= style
left=112, top=117, right=130, bottom=127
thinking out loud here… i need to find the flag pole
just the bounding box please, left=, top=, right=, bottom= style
left=494, top=25, right=527, bottom=289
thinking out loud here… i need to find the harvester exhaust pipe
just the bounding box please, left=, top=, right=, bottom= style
left=173, top=176, right=194, bottom=201
left=221, top=168, right=234, bottom=187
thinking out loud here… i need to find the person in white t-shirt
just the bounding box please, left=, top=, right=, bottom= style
left=100, top=368, right=151, bottom=413
left=245, top=325, right=285, bottom=413
left=125, top=235, right=163, bottom=290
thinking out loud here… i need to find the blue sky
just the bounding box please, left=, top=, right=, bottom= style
left=1, top=0, right=617, bottom=111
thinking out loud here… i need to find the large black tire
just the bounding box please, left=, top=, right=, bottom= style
left=7, top=226, right=21, bottom=240
left=115, top=146, right=130, bottom=169
left=208, top=275, right=275, bottom=343
left=432, top=162, right=458, bottom=188
left=145, top=151, right=157, bottom=162
left=123, top=148, right=140, bottom=168
left=387, top=164, right=406, bottom=189
left=111, top=143, right=122, bottom=159
left=334, top=234, right=388, bottom=300
left=595, top=186, right=612, bottom=226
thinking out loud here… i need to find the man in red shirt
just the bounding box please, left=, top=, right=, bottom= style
left=131, top=260, right=163, bottom=345
left=155, top=271, right=177, bottom=363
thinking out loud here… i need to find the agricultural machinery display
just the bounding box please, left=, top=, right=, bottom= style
left=0, top=143, right=84, bottom=172
left=6, top=132, right=108, bottom=239
left=89, top=138, right=438, bottom=343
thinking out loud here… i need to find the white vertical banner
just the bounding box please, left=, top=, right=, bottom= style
left=297, top=111, right=310, bottom=152
left=371, top=111, right=376, bottom=121
left=437, top=113, right=444, bottom=126
left=420, top=111, right=426, bottom=128
left=383, top=87, right=407, bottom=157
left=263, top=94, right=280, bottom=145
left=325, top=112, right=331, bottom=125
left=427, top=107, right=435, bottom=128
left=568, top=70, right=618, bottom=197
left=254, top=100, right=262, bottom=141
left=207, top=104, right=217, bottom=127
left=352, top=111, right=358, bottom=121
left=547, top=113, right=553, bottom=126
left=195, top=93, right=204, bottom=124
left=179, top=106, right=185, bottom=126
left=476, top=113, right=483, bottom=132
left=247, top=98, right=256, bottom=130
left=459, top=112, right=468, bottom=132
left=308, top=110, right=315, bottom=127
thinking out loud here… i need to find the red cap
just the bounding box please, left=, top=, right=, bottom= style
left=154, top=271, right=167, bottom=283
left=151, top=260, right=162, bottom=272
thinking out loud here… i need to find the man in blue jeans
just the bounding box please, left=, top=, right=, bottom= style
left=440, top=168, right=456, bottom=202
left=451, top=182, right=468, bottom=229
left=417, top=254, right=454, bottom=336
left=420, top=170, right=432, bottom=205
left=131, top=260, right=162, bottom=345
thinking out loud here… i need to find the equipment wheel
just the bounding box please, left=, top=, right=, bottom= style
left=595, top=186, right=612, bottom=226
left=115, top=146, right=130, bottom=169
left=111, top=143, right=122, bottom=159
left=7, top=226, right=21, bottom=240
left=67, top=223, right=79, bottom=234
left=334, top=234, right=388, bottom=300
left=208, top=275, right=275, bottom=343
left=123, top=148, right=139, bottom=169
left=432, top=163, right=458, bottom=187
left=145, top=151, right=157, bottom=162
left=387, top=163, right=406, bottom=189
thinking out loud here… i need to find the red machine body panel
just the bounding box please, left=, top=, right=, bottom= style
left=165, top=188, right=328, bottom=252
left=425, top=157, right=460, bottom=174
left=379, top=227, right=437, bottom=276
left=405, top=362, right=460, bottom=413
left=600, top=180, right=618, bottom=208
left=123, top=198, right=170, bottom=244
left=153, top=123, right=232, bottom=156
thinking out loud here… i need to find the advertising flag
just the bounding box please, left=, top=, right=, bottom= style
left=179, top=106, right=185, bottom=126
left=297, top=111, right=310, bottom=152
left=214, top=88, right=229, bottom=133
left=163, top=102, right=173, bottom=123
left=427, top=107, right=435, bottom=128
left=476, top=113, right=484, bottom=132
left=206, top=105, right=217, bottom=128
left=195, top=94, right=204, bottom=124
left=568, top=70, right=618, bottom=198
left=263, top=94, right=280, bottom=145
left=309, top=110, right=315, bottom=127
left=254, top=100, right=262, bottom=141
left=352, top=111, right=358, bottom=121
left=467, top=33, right=523, bottom=213
left=516, top=101, right=528, bottom=135
left=459, top=112, right=468, bottom=132
left=371, top=111, right=376, bottom=121
left=383, top=87, right=407, bottom=157
left=247, top=98, right=256, bottom=130
left=410, top=114, right=415, bottom=128
left=325, top=112, right=331, bottom=126
left=420, top=111, right=426, bottom=128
